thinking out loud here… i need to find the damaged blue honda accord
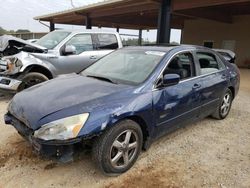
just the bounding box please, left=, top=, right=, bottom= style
left=5, top=46, right=240, bottom=175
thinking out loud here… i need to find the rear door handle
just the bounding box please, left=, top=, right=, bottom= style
left=90, top=56, right=97, bottom=60
left=221, top=74, right=227, bottom=79
left=193, top=83, right=201, bottom=89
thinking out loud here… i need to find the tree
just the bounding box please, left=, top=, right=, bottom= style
left=0, top=27, right=7, bottom=35
left=15, top=29, right=30, bottom=33
left=122, top=38, right=155, bottom=46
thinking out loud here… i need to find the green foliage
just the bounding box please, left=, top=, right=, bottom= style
left=0, top=27, right=30, bottom=35
left=15, top=29, right=31, bottom=33
left=0, top=27, right=8, bottom=35
left=122, top=38, right=155, bottom=46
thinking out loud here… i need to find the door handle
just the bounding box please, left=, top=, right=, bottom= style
left=90, top=56, right=97, bottom=60
left=193, top=83, right=201, bottom=89
left=221, top=74, right=227, bottom=79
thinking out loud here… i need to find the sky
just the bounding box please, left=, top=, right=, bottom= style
left=0, top=0, right=181, bottom=43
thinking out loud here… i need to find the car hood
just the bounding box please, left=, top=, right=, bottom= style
left=0, top=35, right=47, bottom=56
left=8, top=74, right=133, bottom=129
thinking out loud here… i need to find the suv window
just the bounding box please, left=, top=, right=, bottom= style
left=97, top=34, right=118, bottom=50
left=65, top=34, right=93, bottom=55
left=197, top=52, right=224, bottom=75
left=164, top=52, right=195, bottom=80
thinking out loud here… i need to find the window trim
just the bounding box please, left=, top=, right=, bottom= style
left=60, top=33, right=95, bottom=56
left=153, top=50, right=197, bottom=89
left=95, top=33, right=119, bottom=50
left=152, top=49, right=227, bottom=91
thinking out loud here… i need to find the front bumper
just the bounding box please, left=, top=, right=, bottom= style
left=0, top=76, right=21, bottom=92
left=4, top=113, right=86, bottom=162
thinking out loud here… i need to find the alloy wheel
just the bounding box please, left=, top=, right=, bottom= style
left=110, top=130, right=139, bottom=169
left=220, top=93, right=231, bottom=117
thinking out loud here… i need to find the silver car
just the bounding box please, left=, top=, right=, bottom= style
left=0, top=30, right=123, bottom=92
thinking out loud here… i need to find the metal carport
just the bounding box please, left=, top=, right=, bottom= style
left=34, top=0, right=250, bottom=45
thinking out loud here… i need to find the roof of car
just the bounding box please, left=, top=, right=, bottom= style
left=52, top=29, right=119, bottom=35
left=123, top=45, right=209, bottom=52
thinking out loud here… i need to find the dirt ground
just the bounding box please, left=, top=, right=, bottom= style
left=0, top=69, right=249, bottom=188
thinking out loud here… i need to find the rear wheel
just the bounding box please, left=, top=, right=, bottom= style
left=18, top=72, right=49, bottom=91
left=92, top=119, right=143, bottom=175
left=212, top=89, right=233, bottom=119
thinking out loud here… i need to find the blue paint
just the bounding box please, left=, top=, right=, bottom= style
left=6, top=45, right=240, bottom=147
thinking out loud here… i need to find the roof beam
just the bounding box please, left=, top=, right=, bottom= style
left=89, top=4, right=159, bottom=18
left=95, top=17, right=156, bottom=28
left=173, top=0, right=250, bottom=10
left=175, top=8, right=233, bottom=23
left=93, top=20, right=154, bottom=29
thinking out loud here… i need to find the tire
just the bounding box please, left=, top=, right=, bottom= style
left=18, top=72, right=49, bottom=91
left=212, top=88, right=233, bottom=120
left=92, top=119, right=143, bottom=175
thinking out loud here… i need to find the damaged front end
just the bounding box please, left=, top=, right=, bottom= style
left=4, top=112, right=94, bottom=163
left=0, top=35, right=48, bottom=92
left=0, top=56, right=23, bottom=92
left=0, top=35, right=47, bottom=57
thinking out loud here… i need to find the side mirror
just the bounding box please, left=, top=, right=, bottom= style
left=162, top=74, right=180, bottom=87
left=63, top=45, right=76, bottom=56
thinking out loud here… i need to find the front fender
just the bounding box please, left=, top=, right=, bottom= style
left=79, top=92, right=154, bottom=138
left=18, top=53, right=57, bottom=77
left=36, top=91, right=154, bottom=140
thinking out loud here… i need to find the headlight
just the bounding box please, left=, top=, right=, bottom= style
left=34, top=113, right=89, bottom=141
left=4, top=57, right=22, bottom=72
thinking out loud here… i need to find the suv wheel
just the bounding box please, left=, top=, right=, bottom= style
left=18, top=72, right=49, bottom=91
left=92, top=119, right=143, bottom=175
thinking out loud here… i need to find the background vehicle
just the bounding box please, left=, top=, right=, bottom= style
left=0, top=30, right=123, bottom=92
left=5, top=45, right=240, bottom=175
left=0, top=35, right=46, bottom=57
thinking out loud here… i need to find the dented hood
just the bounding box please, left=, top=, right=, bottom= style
left=0, top=35, right=47, bottom=55
left=8, top=74, right=133, bottom=130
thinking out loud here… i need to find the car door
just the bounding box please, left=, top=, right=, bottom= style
left=49, top=34, right=98, bottom=75
left=152, top=51, right=203, bottom=138
left=194, top=51, right=228, bottom=118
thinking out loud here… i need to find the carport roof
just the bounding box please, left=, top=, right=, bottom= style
left=34, top=0, right=250, bottom=30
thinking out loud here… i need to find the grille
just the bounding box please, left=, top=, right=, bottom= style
left=10, top=114, right=34, bottom=138
left=0, top=59, right=7, bottom=72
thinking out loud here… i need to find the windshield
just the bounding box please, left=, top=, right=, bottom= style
left=35, top=31, right=71, bottom=49
left=81, top=49, right=166, bottom=85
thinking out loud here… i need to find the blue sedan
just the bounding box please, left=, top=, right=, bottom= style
left=5, top=45, right=240, bottom=175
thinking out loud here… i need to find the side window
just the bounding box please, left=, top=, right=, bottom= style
left=97, top=34, right=118, bottom=50
left=65, top=34, right=93, bottom=55
left=197, top=52, right=224, bottom=75
left=163, top=52, right=195, bottom=80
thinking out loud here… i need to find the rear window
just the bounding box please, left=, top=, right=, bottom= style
left=197, top=52, right=225, bottom=75
left=97, top=34, right=118, bottom=50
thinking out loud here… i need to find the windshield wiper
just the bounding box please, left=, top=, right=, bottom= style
left=86, top=75, right=117, bottom=84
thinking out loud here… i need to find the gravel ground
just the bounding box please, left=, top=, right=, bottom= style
left=0, top=69, right=249, bottom=188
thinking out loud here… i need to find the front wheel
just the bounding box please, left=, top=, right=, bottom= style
left=18, top=72, right=49, bottom=91
left=212, top=89, right=233, bottom=120
left=92, top=119, right=143, bottom=175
